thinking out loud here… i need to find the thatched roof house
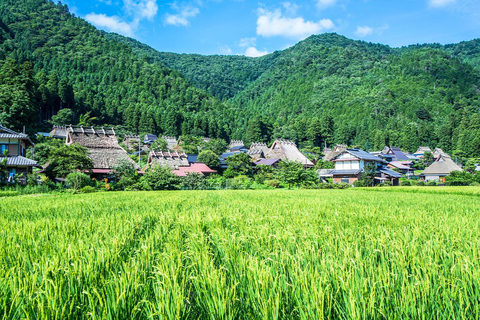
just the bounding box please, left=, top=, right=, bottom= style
left=229, top=140, right=246, bottom=152
left=162, top=136, right=178, bottom=149
left=265, top=139, right=314, bottom=167
left=248, top=142, right=269, bottom=161
left=66, top=125, right=139, bottom=173
left=433, top=148, right=449, bottom=159
left=413, top=146, right=433, bottom=158
left=123, top=135, right=140, bottom=151
left=421, top=154, right=462, bottom=182
left=147, top=150, right=189, bottom=169
left=323, top=144, right=347, bottom=161
left=49, top=126, right=67, bottom=140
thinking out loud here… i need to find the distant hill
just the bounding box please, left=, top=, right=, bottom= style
left=0, top=0, right=479, bottom=156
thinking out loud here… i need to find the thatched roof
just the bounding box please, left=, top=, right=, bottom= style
left=49, top=126, right=67, bottom=140
left=147, top=150, right=189, bottom=169
left=323, top=144, right=347, bottom=161
left=161, top=136, right=178, bottom=149
left=433, top=148, right=449, bottom=159
left=66, top=125, right=138, bottom=170
left=229, top=140, right=244, bottom=148
left=414, top=146, right=433, bottom=156
left=248, top=142, right=269, bottom=160
left=265, top=139, right=314, bottom=167
left=422, top=154, right=462, bottom=175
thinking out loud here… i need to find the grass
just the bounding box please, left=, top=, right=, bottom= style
left=1, top=188, right=480, bottom=318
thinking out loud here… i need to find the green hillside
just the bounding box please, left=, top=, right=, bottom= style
left=0, top=0, right=231, bottom=138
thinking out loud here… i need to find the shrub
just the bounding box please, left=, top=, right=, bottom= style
left=334, top=182, right=351, bottom=189
left=80, top=186, right=96, bottom=193
left=400, top=180, right=413, bottom=186
left=143, top=165, right=181, bottom=190
left=181, top=173, right=206, bottom=190
left=206, top=174, right=227, bottom=190
left=66, top=172, right=92, bottom=190
left=264, top=179, right=280, bottom=188
left=353, top=180, right=367, bottom=187
left=416, top=180, right=426, bottom=186
left=445, top=171, right=474, bottom=186
left=228, top=175, right=252, bottom=190
left=381, top=181, right=393, bottom=187
left=426, top=181, right=437, bottom=186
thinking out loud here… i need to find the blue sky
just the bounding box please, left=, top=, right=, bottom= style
left=63, top=0, right=480, bottom=56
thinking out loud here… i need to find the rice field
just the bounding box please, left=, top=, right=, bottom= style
left=1, top=187, right=480, bottom=319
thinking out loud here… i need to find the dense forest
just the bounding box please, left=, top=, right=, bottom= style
left=0, top=0, right=479, bottom=157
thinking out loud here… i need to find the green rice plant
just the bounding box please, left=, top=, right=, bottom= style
left=0, top=188, right=480, bottom=318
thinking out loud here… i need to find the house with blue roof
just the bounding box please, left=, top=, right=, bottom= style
left=330, top=148, right=402, bottom=185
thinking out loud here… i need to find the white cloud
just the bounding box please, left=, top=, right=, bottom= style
left=245, top=47, right=269, bottom=57
left=354, top=25, right=373, bottom=37
left=256, top=8, right=334, bottom=39
left=124, top=0, right=158, bottom=20
left=165, top=6, right=200, bottom=26
left=219, top=45, right=232, bottom=54
left=316, top=0, right=338, bottom=9
left=429, top=0, right=455, bottom=7
left=85, top=13, right=134, bottom=36
left=354, top=24, right=389, bottom=38
left=282, top=2, right=300, bottom=15
left=238, top=37, right=256, bottom=47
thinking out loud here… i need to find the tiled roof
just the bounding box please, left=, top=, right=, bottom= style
left=335, top=149, right=386, bottom=162
left=380, top=168, right=403, bottom=178
left=256, top=158, right=281, bottom=166
left=173, top=163, right=217, bottom=176
left=331, top=169, right=362, bottom=175
left=0, top=125, right=34, bottom=146
left=4, top=156, right=40, bottom=167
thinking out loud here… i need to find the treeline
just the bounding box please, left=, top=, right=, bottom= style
left=0, top=0, right=232, bottom=138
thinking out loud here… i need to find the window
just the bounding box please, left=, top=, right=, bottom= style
left=0, top=145, right=8, bottom=154
left=341, top=178, right=349, bottom=184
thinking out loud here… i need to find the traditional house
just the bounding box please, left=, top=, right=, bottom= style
left=0, top=125, right=40, bottom=183
left=123, top=135, right=141, bottom=152
left=162, top=136, right=178, bottom=150
left=65, top=125, right=139, bottom=178
left=49, top=126, right=67, bottom=140
left=147, top=150, right=189, bottom=168
left=323, top=144, right=347, bottom=161
left=433, top=148, right=449, bottom=160
left=265, top=140, right=314, bottom=168
left=229, top=140, right=246, bottom=152
left=330, top=148, right=401, bottom=185
left=248, top=142, right=269, bottom=161
left=421, top=154, right=462, bottom=182
left=381, top=146, right=410, bottom=161
left=413, top=146, right=433, bottom=158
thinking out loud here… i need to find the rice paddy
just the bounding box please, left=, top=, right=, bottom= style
left=1, top=187, right=480, bottom=319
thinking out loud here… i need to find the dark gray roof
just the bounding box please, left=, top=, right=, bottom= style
left=187, top=154, right=198, bottom=163
left=256, top=158, right=281, bottom=166
left=4, top=156, right=40, bottom=167
left=380, top=168, right=403, bottom=178
left=346, top=149, right=386, bottom=162
left=331, top=169, right=362, bottom=175
left=0, top=125, right=34, bottom=146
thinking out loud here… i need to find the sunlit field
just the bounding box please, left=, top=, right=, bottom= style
left=1, top=187, right=480, bottom=319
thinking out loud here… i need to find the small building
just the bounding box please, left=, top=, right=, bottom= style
left=421, top=154, right=462, bottom=182
left=123, top=135, right=141, bottom=151
left=387, top=161, right=414, bottom=176
left=0, top=124, right=40, bottom=183
left=265, top=139, right=314, bottom=168
left=66, top=125, right=139, bottom=178
left=330, top=148, right=401, bottom=185
left=433, top=148, right=449, bottom=160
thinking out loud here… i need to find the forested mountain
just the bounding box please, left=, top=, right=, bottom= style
left=0, top=0, right=479, bottom=157
left=0, top=0, right=231, bottom=138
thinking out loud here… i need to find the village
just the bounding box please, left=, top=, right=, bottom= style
left=1, top=123, right=478, bottom=190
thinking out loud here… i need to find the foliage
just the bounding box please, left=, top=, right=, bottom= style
left=181, top=173, right=206, bottom=190
left=50, top=108, right=73, bottom=126
left=200, top=138, right=228, bottom=155
left=315, top=159, right=335, bottom=169
left=46, top=144, right=93, bottom=178
left=254, top=164, right=275, bottom=184
left=277, top=161, right=311, bottom=189
left=65, top=171, right=91, bottom=190
left=33, top=136, right=64, bottom=165
left=111, top=159, right=138, bottom=190
left=445, top=170, right=474, bottom=186
left=224, top=153, right=254, bottom=177
left=143, top=165, right=181, bottom=190
left=149, top=138, right=168, bottom=152
left=197, top=150, right=220, bottom=169
left=360, top=163, right=377, bottom=187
